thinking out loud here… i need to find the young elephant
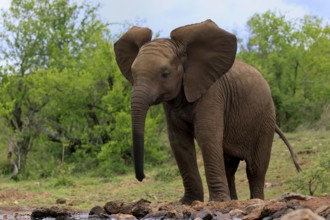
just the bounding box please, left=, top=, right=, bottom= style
left=114, top=20, right=301, bottom=204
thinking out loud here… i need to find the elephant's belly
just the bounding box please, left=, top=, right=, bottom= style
left=223, top=141, right=246, bottom=160
left=222, top=109, right=275, bottom=160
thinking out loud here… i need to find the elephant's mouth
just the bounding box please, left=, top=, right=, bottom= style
left=153, top=94, right=166, bottom=105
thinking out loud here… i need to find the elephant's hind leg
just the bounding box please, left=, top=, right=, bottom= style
left=225, top=158, right=240, bottom=200
left=246, top=130, right=274, bottom=199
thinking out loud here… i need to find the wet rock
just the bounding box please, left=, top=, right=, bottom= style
left=213, top=211, right=232, bottom=220
left=316, top=205, right=329, bottom=214
left=98, top=199, right=151, bottom=218
left=145, top=210, right=178, bottom=219
left=244, top=203, right=264, bottom=214
left=31, top=206, right=71, bottom=219
left=278, top=192, right=312, bottom=202
left=85, top=194, right=330, bottom=219
left=110, top=213, right=137, bottom=220
left=193, top=210, right=213, bottom=220
left=144, top=211, right=169, bottom=220
left=229, top=208, right=246, bottom=218
left=243, top=206, right=264, bottom=220
left=315, top=205, right=330, bottom=219
left=270, top=207, right=294, bottom=219
left=280, top=208, right=326, bottom=220
left=156, top=201, right=190, bottom=218
left=165, top=211, right=178, bottom=219
left=259, top=200, right=286, bottom=218
left=104, top=200, right=126, bottom=214
left=131, top=199, right=151, bottom=218
left=89, top=205, right=110, bottom=219
left=89, top=205, right=103, bottom=215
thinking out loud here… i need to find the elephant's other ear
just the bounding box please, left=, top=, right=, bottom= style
left=114, top=27, right=152, bottom=84
left=171, top=20, right=237, bottom=102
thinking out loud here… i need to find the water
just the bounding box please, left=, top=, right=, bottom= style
left=0, top=210, right=92, bottom=220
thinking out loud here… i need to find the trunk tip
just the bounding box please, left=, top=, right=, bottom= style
left=136, top=173, right=145, bottom=182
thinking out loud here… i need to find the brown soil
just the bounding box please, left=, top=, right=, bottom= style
left=0, top=192, right=330, bottom=219
left=0, top=192, right=329, bottom=219
left=0, top=188, right=50, bottom=202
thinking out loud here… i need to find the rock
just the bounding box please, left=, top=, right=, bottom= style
left=144, top=211, right=169, bottom=220
left=244, top=203, right=264, bottom=214
left=213, top=211, right=232, bottom=220
left=229, top=208, right=246, bottom=218
left=315, top=205, right=329, bottom=214
left=89, top=205, right=104, bottom=215
left=271, top=207, right=294, bottom=219
left=89, top=205, right=110, bottom=218
left=103, top=200, right=134, bottom=214
left=101, top=199, right=151, bottom=218
left=259, top=200, right=286, bottom=218
left=56, top=198, right=66, bottom=204
left=194, top=210, right=213, bottom=220
left=191, top=200, right=205, bottom=211
left=164, top=211, right=178, bottom=219
left=31, top=206, right=71, bottom=219
left=280, top=208, right=325, bottom=220
left=131, top=199, right=151, bottom=218
left=315, top=205, right=330, bottom=218
left=110, top=213, right=137, bottom=220
left=278, top=192, right=312, bottom=202
left=104, top=200, right=125, bottom=214
left=243, top=206, right=264, bottom=220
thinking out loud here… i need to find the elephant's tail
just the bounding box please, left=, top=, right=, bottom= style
left=275, top=125, right=302, bottom=172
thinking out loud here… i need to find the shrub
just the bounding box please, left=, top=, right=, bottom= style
left=288, top=151, right=330, bottom=195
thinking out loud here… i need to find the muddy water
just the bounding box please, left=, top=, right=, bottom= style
left=0, top=210, right=91, bottom=219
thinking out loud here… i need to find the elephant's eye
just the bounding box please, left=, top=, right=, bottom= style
left=161, top=71, right=170, bottom=79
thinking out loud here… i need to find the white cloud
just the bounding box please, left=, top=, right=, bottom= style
left=0, top=0, right=326, bottom=38
left=94, top=0, right=311, bottom=38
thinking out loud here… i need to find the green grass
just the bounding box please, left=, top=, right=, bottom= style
left=0, top=130, right=329, bottom=210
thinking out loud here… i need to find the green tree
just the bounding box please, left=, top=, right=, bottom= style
left=239, top=11, right=330, bottom=131
left=0, top=0, right=113, bottom=177
left=0, top=0, right=168, bottom=178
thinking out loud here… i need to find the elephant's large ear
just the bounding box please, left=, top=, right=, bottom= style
left=171, top=20, right=237, bottom=102
left=114, top=27, right=152, bottom=84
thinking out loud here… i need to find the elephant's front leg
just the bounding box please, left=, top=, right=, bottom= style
left=167, top=123, right=204, bottom=204
left=195, top=116, right=231, bottom=202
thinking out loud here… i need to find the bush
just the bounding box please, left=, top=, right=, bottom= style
left=288, top=151, right=330, bottom=195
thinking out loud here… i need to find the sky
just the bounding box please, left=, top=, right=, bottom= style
left=0, top=0, right=329, bottom=39
left=94, top=0, right=329, bottom=38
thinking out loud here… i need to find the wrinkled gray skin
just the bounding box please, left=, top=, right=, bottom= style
left=114, top=20, right=301, bottom=204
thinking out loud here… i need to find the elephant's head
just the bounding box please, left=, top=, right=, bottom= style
left=114, top=20, right=237, bottom=181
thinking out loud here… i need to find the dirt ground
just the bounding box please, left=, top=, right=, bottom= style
left=0, top=189, right=329, bottom=219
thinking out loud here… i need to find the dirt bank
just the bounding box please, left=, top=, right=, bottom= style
left=1, top=192, right=329, bottom=219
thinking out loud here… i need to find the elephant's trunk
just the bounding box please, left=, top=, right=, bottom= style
left=131, top=88, right=151, bottom=181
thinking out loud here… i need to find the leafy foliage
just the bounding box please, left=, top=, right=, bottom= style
left=0, top=4, right=329, bottom=180
left=0, top=0, right=167, bottom=179
left=289, top=151, right=330, bottom=195
left=239, top=11, right=330, bottom=131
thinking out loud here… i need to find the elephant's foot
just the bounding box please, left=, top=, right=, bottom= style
left=209, top=193, right=231, bottom=202
left=180, top=197, right=203, bottom=205
left=180, top=193, right=204, bottom=205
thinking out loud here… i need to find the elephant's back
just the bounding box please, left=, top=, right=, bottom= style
left=225, top=60, right=274, bottom=110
